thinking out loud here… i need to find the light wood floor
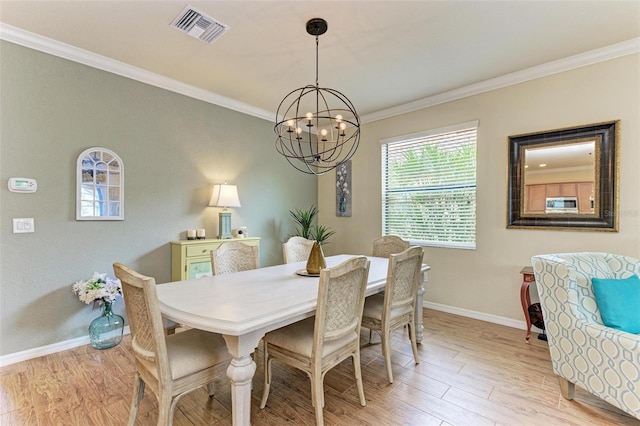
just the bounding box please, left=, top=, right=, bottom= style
left=1, top=309, right=638, bottom=425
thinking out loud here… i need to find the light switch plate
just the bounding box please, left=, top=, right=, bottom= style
left=13, top=218, right=34, bottom=233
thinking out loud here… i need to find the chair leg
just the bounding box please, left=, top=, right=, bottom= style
left=128, top=373, right=145, bottom=426
left=368, top=328, right=373, bottom=343
left=381, top=328, right=394, bottom=384
left=207, top=383, right=215, bottom=398
left=157, top=392, right=173, bottom=426
left=259, top=344, right=271, bottom=409
left=310, top=369, right=324, bottom=426
left=558, top=376, right=575, bottom=400
left=352, top=351, right=366, bottom=406
left=408, top=321, right=420, bottom=365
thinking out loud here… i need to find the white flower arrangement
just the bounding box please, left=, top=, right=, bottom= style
left=336, top=164, right=350, bottom=197
left=72, top=272, right=122, bottom=304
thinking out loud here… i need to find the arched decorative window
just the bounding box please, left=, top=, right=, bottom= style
left=76, top=147, right=124, bottom=220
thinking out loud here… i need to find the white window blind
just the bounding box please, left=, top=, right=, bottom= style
left=381, top=121, right=478, bottom=249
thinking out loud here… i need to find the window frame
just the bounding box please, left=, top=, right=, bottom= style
left=380, top=120, right=478, bottom=250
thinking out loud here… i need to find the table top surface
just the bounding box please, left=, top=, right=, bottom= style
left=157, top=254, right=429, bottom=336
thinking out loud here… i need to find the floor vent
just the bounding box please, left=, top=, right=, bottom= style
left=171, top=6, right=229, bottom=44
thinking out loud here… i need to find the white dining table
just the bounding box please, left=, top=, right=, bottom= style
left=156, top=254, right=430, bottom=426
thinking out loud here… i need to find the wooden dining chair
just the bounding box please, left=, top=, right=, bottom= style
left=361, top=246, right=423, bottom=383
left=372, top=235, right=410, bottom=258
left=282, top=236, right=314, bottom=263
left=259, top=256, right=370, bottom=426
left=210, top=241, right=259, bottom=275
left=113, top=263, right=232, bottom=426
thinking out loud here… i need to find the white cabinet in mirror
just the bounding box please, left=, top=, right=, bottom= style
left=76, top=147, right=124, bottom=220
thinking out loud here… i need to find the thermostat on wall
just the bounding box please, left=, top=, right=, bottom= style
left=8, top=178, right=37, bottom=193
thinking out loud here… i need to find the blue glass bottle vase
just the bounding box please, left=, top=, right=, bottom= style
left=89, top=301, right=124, bottom=349
left=338, top=195, right=346, bottom=213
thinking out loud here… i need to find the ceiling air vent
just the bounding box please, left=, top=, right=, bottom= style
left=171, top=6, right=229, bottom=44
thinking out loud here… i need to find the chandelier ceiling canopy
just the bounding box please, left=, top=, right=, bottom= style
left=274, top=18, right=361, bottom=176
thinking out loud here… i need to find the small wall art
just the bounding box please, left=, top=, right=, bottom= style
left=336, top=160, right=352, bottom=217
left=76, top=147, right=124, bottom=220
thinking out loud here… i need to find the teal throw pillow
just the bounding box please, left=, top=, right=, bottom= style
left=591, top=274, right=640, bottom=334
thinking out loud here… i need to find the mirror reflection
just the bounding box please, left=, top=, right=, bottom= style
left=523, top=140, right=597, bottom=215
left=76, top=147, right=124, bottom=220
left=507, top=120, right=618, bottom=231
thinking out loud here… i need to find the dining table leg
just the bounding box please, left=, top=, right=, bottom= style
left=415, top=279, right=425, bottom=344
left=222, top=332, right=264, bottom=426
left=415, top=268, right=430, bottom=344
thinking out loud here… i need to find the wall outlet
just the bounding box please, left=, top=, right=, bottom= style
left=13, top=218, right=34, bottom=233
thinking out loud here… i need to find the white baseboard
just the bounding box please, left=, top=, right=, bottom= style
left=1, top=302, right=543, bottom=367
left=0, top=326, right=131, bottom=368
left=424, top=301, right=544, bottom=334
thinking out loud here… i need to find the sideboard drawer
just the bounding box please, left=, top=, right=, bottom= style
left=170, top=237, right=260, bottom=281
left=186, top=244, right=219, bottom=257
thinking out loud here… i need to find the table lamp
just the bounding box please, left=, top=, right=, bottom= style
left=209, top=183, right=241, bottom=239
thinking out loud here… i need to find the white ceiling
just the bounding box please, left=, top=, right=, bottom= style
left=1, top=1, right=639, bottom=122
left=525, top=141, right=595, bottom=171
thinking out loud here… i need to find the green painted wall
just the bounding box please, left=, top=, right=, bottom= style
left=0, top=41, right=317, bottom=356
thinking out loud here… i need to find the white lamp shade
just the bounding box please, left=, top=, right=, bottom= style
left=209, top=184, right=241, bottom=208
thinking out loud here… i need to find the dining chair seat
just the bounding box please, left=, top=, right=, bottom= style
left=138, top=329, right=230, bottom=381
left=261, top=317, right=359, bottom=359
left=362, top=293, right=413, bottom=322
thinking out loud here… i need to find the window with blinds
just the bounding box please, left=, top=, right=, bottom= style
left=380, top=121, right=478, bottom=249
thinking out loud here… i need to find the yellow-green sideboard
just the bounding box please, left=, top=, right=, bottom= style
left=170, top=237, right=260, bottom=281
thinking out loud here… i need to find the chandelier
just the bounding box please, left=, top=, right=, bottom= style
left=274, top=18, right=360, bottom=176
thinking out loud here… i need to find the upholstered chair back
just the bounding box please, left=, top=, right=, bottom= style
left=211, top=241, right=260, bottom=275
left=536, top=252, right=637, bottom=324
left=282, top=236, right=314, bottom=264
left=372, top=235, right=410, bottom=258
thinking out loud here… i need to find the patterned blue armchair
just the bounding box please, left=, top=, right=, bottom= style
left=531, top=252, right=640, bottom=419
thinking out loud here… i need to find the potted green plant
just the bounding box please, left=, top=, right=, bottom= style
left=289, top=205, right=318, bottom=240
left=309, top=224, right=335, bottom=245
left=289, top=205, right=335, bottom=244
left=289, top=205, right=336, bottom=274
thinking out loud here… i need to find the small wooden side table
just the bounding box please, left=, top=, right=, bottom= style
left=520, top=266, right=536, bottom=343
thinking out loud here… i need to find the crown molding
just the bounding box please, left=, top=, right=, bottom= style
left=0, top=23, right=273, bottom=121
left=1, top=24, right=638, bottom=124
left=361, top=37, right=640, bottom=124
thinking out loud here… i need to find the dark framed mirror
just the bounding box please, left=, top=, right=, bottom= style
left=507, top=121, right=619, bottom=231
